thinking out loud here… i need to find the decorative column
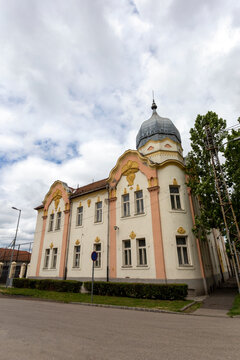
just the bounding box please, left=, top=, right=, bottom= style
left=148, top=184, right=166, bottom=279
left=59, top=203, right=70, bottom=278
left=9, top=261, right=17, bottom=278
left=36, top=212, right=48, bottom=276
left=19, top=263, right=27, bottom=278
left=26, top=263, right=31, bottom=278
left=109, top=188, right=117, bottom=279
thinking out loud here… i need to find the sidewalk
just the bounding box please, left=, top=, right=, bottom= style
left=194, top=278, right=238, bottom=317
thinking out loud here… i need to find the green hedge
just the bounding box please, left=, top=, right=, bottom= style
left=12, top=278, right=82, bottom=293
left=84, top=281, right=188, bottom=300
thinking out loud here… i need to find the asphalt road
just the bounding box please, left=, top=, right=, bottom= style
left=0, top=298, right=239, bottom=360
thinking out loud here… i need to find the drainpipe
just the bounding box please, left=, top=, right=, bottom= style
left=106, top=184, right=110, bottom=282
left=64, top=201, right=73, bottom=280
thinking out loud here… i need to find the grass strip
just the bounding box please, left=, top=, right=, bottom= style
left=0, top=287, right=191, bottom=312
left=228, top=294, right=240, bottom=317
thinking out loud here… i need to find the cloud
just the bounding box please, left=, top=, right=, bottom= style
left=1, top=0, right=240, bottom=247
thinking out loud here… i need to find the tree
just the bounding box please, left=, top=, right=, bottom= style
left=186, top=111, right=227, bottom=240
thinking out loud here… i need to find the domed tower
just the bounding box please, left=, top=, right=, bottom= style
left=136, top=100, right=183, bottom=164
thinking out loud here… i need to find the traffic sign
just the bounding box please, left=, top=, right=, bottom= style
left=91, top=251, right=98, bottom=262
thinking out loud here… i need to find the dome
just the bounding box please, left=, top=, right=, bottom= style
left=136, top=101, right=181, bottom=149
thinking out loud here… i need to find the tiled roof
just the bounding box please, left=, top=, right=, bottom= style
left=0, top=248, right=31, bottom=262
left=71, top=178, right=108, bottom=198
left=34, top=204, right=44, bottom=210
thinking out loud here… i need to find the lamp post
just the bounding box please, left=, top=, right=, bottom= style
left=6, top=207, right=21, bottom=287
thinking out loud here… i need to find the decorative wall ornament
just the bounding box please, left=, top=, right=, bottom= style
left=136, top=184, right=140, bottom=191
left=124, top=188, right=127, bottom=195
left=164, top=143, right=172, bottom=148
left=147, top=145, right=154, bottom=151
left=148, top=177, right=158, bottom=188
left=50, top=242, right=54, bottom=249
left=65, top=202, right=70, bottom=211
left=51, top=210, right=54, bottom=214
left=58, top=208, right=61, bottom=212
left=53, top=189, right=62, bottom=211
left=173, top=178, right=178, bottom=185
left=79, top=202, right=82, bottom=207
left=110, top=188, right=116, bottom=199
left=95, top=236, right=100, bottom=243
left=129, top=231, right=136, bottom=239
left=43, top=209, right=48, bottom=217
left=87, top=199, right=91, bottom=207
left=121, top=160, right=139, bottom=186
left=97, top=196, right=100, bottom=203
left=177, top=227, right=186, bottom=234
left=75, top=239, right=80, bottom=245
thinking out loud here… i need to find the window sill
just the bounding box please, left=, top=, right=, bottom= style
left=42, top=268, right=57, bottom=271
left=121, top=265, right=133, bottom=269
left=75, top=225, right=83, bottom=228
left=169, top=209, right=186, bottom=214
left=177, top=265, right=194, bottom=270
left=134, top=212, right=146, bottom=217
left=94, top=221, right=103, bottom=225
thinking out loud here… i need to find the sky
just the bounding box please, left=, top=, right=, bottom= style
left=1, top=0, right=240, bottom=249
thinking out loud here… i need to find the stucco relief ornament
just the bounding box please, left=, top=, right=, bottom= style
left=95, top=236, right=100, bottom=243
left=75, top=240, right=80, bottom=245
left=129, top=231, right=136, bottom=239
left=50, top=242, right=54, bottom=249
left=177, top=227, right=186, bottom=234
left=53, top=189, right=62, bottom=211
left=121, top=160, right=139, bottom=186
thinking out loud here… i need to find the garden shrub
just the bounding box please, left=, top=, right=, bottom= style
left=84, top=281, right=188, bottom=300
left=12, top=278, right=82, bottom=293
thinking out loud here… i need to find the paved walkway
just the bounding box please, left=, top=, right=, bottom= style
left=194, top=279, right=238, bottom=317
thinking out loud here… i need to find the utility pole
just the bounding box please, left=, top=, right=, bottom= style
left=205, top=124, right=240, bottom=293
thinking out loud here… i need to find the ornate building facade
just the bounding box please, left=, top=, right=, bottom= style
left=28, top=101, right=230, bottom=295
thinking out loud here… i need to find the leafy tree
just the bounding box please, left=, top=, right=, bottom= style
left=186, top=111, right=227, bottom=240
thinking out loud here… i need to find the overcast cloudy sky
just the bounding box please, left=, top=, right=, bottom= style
left=1, top=0, right=240, bottom=248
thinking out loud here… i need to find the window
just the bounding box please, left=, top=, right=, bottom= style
left=76, top=206, right=83, bottom=226
left=49, top=214, right=54, bottom=231
left=176, top=237, right=189, bottom=266
left=123, top=240, right=132, bottom=266
left=73, top=245, right=81, bottom=268
left=122, top=194, right=130, bottom=217
left=55, top=212, right=61, bottom=230
left=44, top=249, right=50, bottom=268
left=51, top=248, right=58, bottom=268
left=94, top=243, right=101, bottom=268
left=170, top=186, right=181, bottom=210
left=135, top=190, right=144, bottom=214
left=137, top=239, right=147, bottom=266
left=95, top=202, right=102, bottom=223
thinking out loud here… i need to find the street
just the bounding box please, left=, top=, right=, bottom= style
left=0, top=297, right=239, bottom=360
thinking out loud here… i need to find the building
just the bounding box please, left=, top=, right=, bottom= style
left=0, top=248, right=31, bottom=283
left=28, top=101, right=230, bottom=295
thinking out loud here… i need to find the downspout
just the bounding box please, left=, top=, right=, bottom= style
left=106, top=184, right=110, bottom=282
left=64, top=201, right=73, bottom=280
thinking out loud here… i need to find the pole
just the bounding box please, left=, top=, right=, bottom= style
left=6, top=208, right=21, bottom=288
left=91, top=260, right=94, bottom=303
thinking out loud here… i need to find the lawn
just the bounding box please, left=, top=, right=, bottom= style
left=0, top=287, right=193, bottom=312
left=228, top=294, right=240, bottom=317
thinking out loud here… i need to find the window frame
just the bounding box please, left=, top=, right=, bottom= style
left=44, top=249, right=50, bottom=268
left=135, top=190, right=144, bottom=215
left=73, top=245, right=81, bottom=268
left=176, top=236, right=190, bottom=266
left=76, top=206, right=83, bottom=227
left=122, top=193, right=130, bottom=217
left=122, top=240, right=132, bottom=267
left=169, top=186, right=181, bottom=210
left=95, top=201, right=102, bottom=223
left=48, top=214, right=54, bottom=232
left=51, top=248, right=58, bottom=269
left=137, top=238, right=147, bottom=266
left=55, top=212, right=61, bottom=230
left=93, top=243, right=101, bottom=268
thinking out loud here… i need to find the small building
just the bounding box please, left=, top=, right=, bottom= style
left=28, top=101, right=230, bottom=295
left=0, top=248, right=31, bottom=283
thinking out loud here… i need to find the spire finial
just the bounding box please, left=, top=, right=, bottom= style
left=151, top=91, right=157, bottom=111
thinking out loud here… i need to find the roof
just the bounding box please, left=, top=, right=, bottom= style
left=136, top=103, right=181, bottom=149
left=71, top=178, right=108, bottom=199
left=0, top=248, right=31, bottom=262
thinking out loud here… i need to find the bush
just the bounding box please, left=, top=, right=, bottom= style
left=84, top=281, right=188, bottom=300
left=12, top=278, right=82, bottom=293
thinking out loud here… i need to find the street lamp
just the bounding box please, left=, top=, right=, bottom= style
left=6, top=207, right=21, bottom=287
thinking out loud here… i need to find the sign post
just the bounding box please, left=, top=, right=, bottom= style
left=91, top=251, right=98, bottom=303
